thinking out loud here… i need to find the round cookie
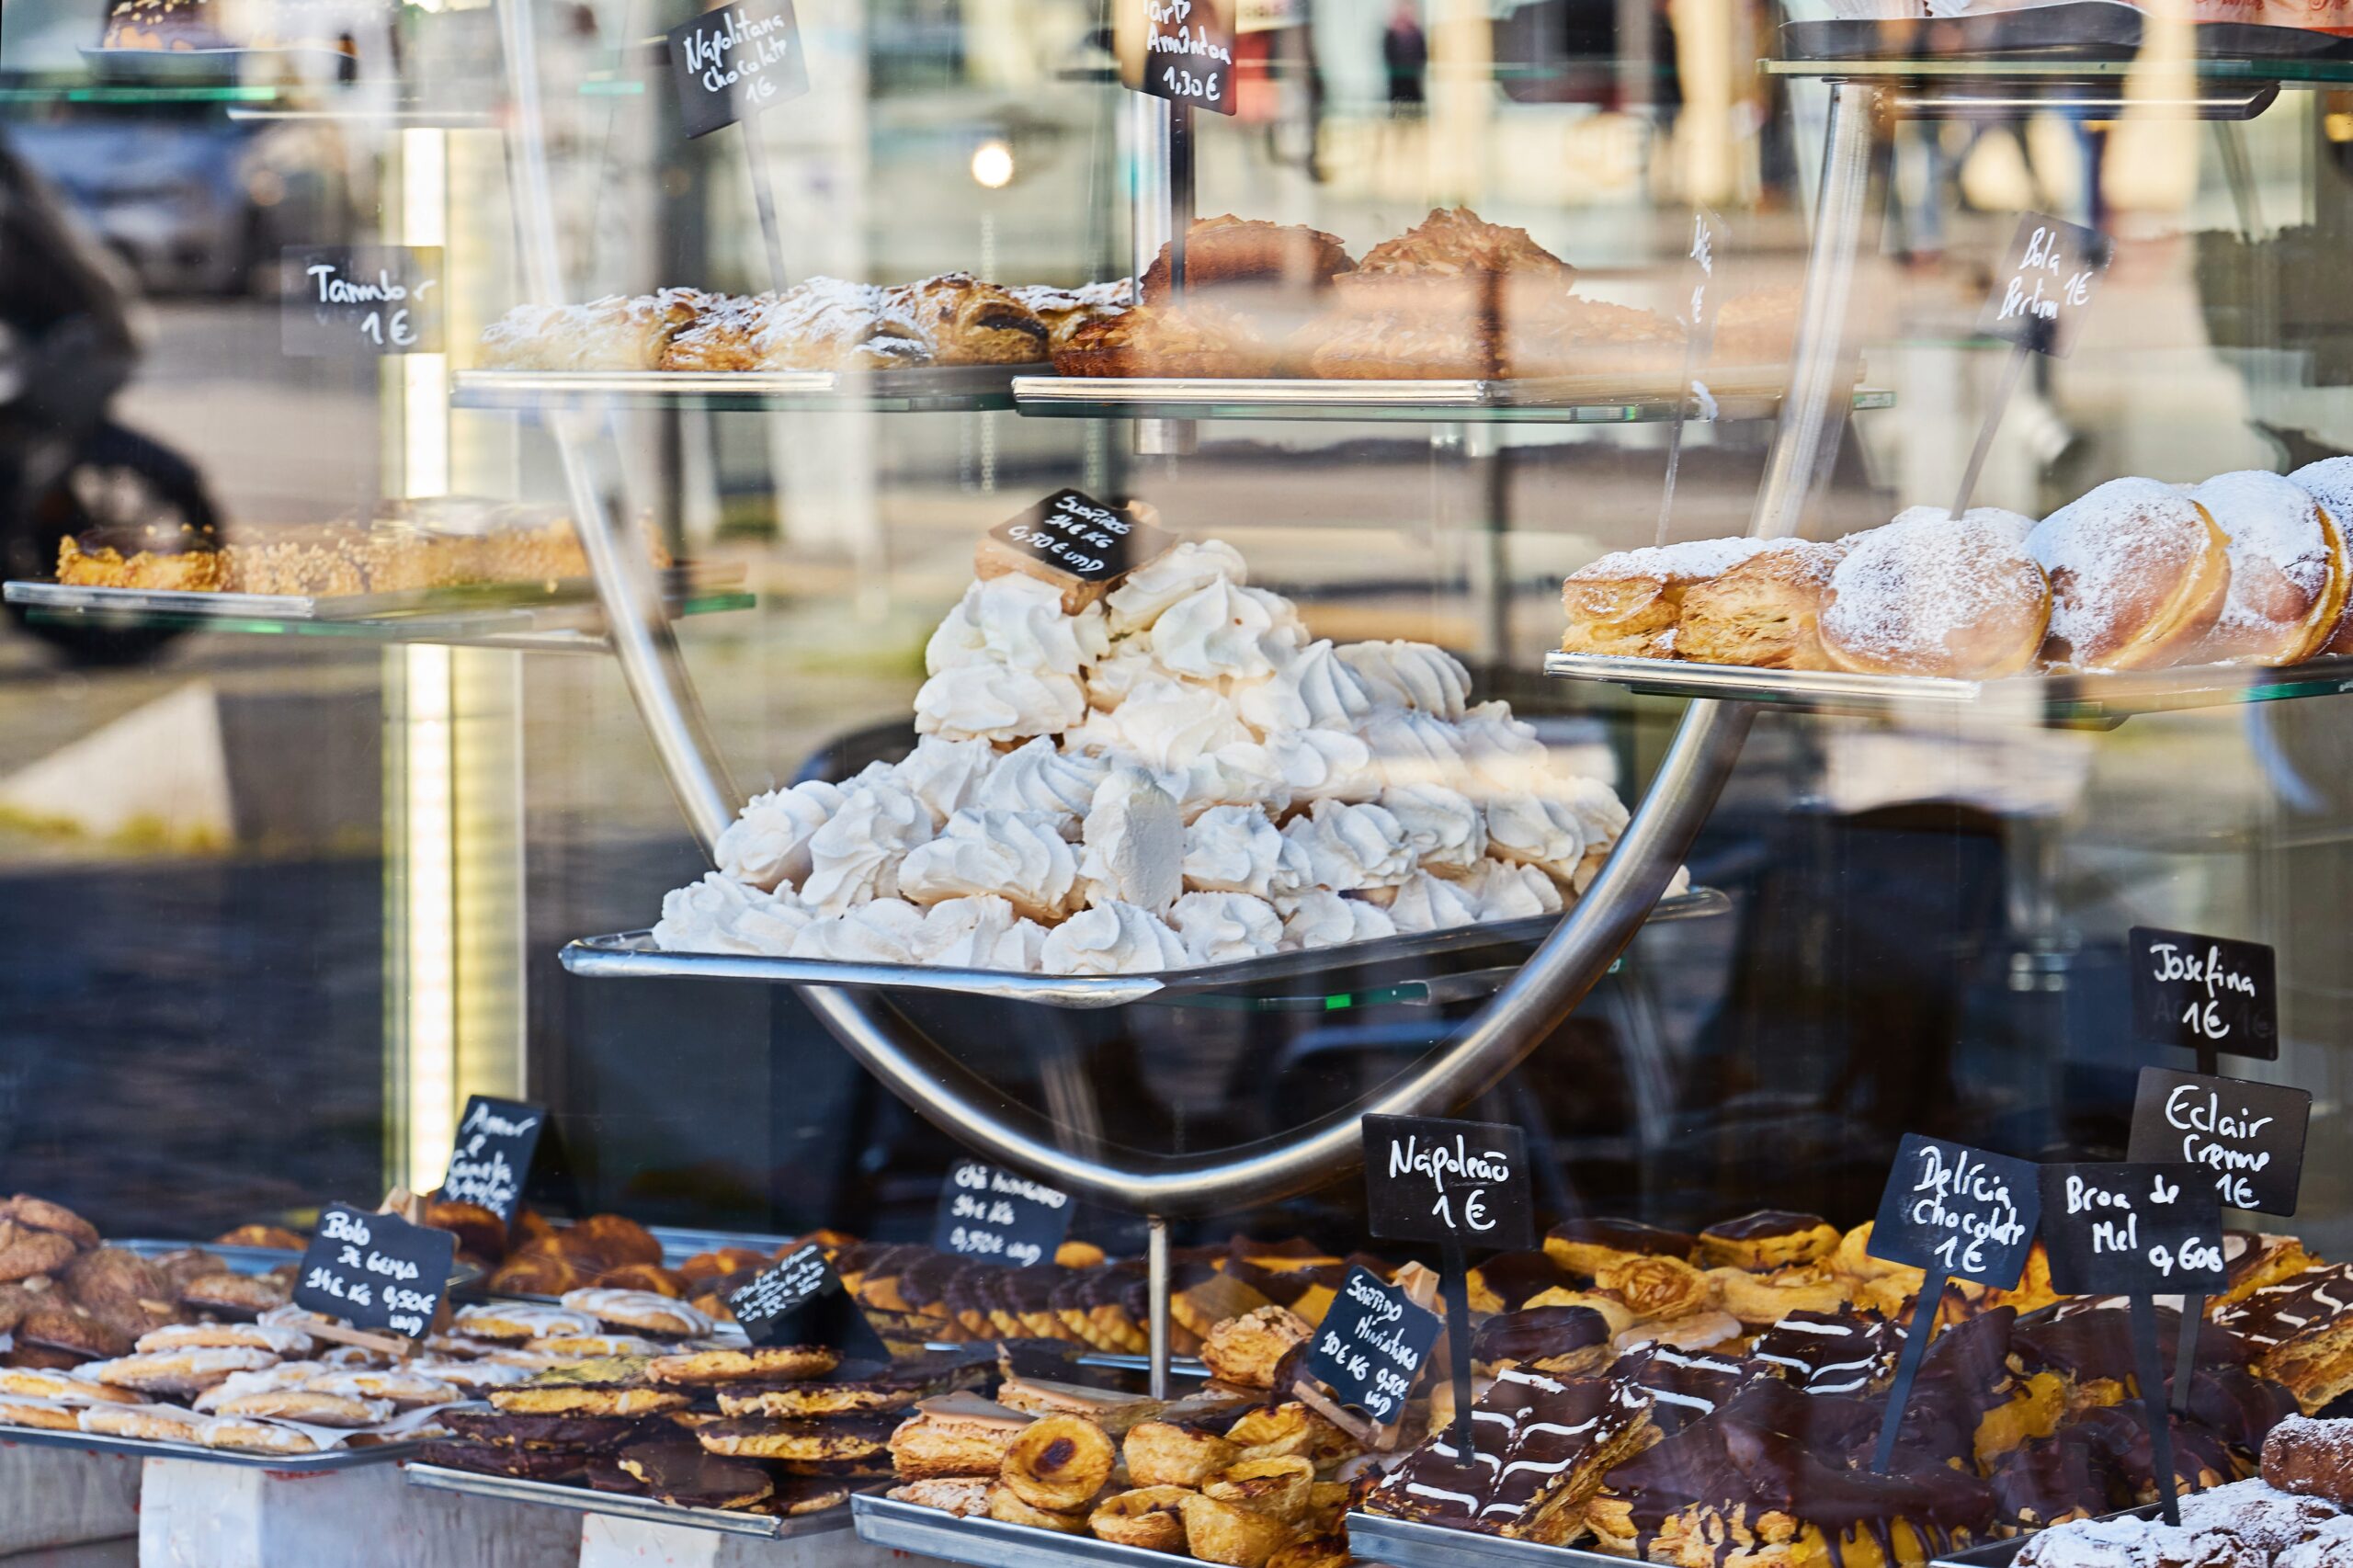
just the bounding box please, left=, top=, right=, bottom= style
left=2187, top=470, right=2348, bottom=665
left=0, top=1221, right=78, bottom=1283
left=212, top=1389, right=390, bottom=1428
left=19, top=1304, right=131, bottom=1361
left=559, top=1288, right=714, bottom=1339
left=2029, top=477, right=2230, bottom=670
left=199, top=1415, right=321, bottom=1455
left=81, top=1403, right=206, bottom=1443
left=1820, top=508, right=2050, bottom=679
left=452, top=1302, right=601, bottom=1342
left=5, top=1197, right=99, bottom=1251
left=180, top=1271, right=291, bottom=1318
left=88, top=1346, right=278, bottom=1397
left=647, top=1346, right=840, bottom=1385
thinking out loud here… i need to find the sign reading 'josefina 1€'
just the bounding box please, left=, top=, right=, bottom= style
left=2128, top=1067, right=2311, bottom=1216
left=930, top=1161, right=1073, bottom=1268
left=668, top=0, right=809, bottom=139
left=1867, top=1134, right=2041, bottom=1290
left=2130, top=926, right=2278, bottom=1062
left=1304, top=1265, right=1442, bottom=1425
left=294, top=1204, right=454, bottom=1338
left=1361, top=1114, right=1534, bottom=1249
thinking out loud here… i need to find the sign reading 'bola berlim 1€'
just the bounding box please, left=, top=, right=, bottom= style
left=1974, top=212, right=2111, bottom=358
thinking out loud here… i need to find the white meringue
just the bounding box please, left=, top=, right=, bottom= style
left=891, top=737, right=997, bottom=827
left=1149, top=580, right=1303, bottom=683
left=1370, top=870, right=1483, bottom=934
left=926, top=573, right=1109, bottom=678
left=1461, top=858, right=1565, bottom=921
left=1086, top=676, right=1254, bottom=773
left=1167, top=891, right=1285, bottom=964
left=713, top=778, right=843, bottom=892
left=1182, top=805, right=1304, bottom=900
left=1079, top=767, right=1184, bottom=913
left=787, top=899, right=929, bottom=964
left=1336, top=640, right=1472, bottom=719
left=800, top=781, right=934, bottom=914
left=896, top=808, right=1080, bottom=921
left=1176, top=743, right=1297, bottom=823
left=1552, top=774, right=1631, bottom=850
left=974, top=736, right=1108, bottom=829
left=1104, top=540, right=1249, bottom=637
left=1378, top=783, right=1487, bottom=874
left=1359, top=708, right=1466, bottom=789
left=1039, top=901, right=1189, bottom=975
left=1235, top=639, right=1378, bottom=735
left=1483, top=790, right=1586, bottom=885
left=654, top=872, right=764, bottom=954
left=913, top=661, right=1087, bottom=744
left=1259, top=729, right=1378, bottom=803
left=1275, top=888, right=1398, bottom=950
left=1279, top=799, right=1415, bottom=891
left=731, top=890, right=818, bottom=955
left=1084, top=643, right=1162, bottom=712
left=917, top=894, right=1046, bottom=972
left=1452, top=700, right=1552, bottom=795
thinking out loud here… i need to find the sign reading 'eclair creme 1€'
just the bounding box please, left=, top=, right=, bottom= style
left=668, top=0, right=808, bottom=139
left=2128, top=1067, right=2310, bottom=1215
left=987, top=488, right=1176, bottom=584
left=1362, top=1114, right=1534, bottom=1249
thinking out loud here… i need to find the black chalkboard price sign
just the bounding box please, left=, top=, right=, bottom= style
left=1303, top=1266, right=1441, bottom=1426
left=1975, top=213, right=2111, bottom=358
left=727, top=1242, right=890, bottom=1358
left=931, top=1161, right=1074, bottom=1269
left=438, top=1096, right=546, bottom=1226
left=1130, top=0, right=1237, bottom=116
left=668, top=0, right=809, bottom=138
left=987, top=489, right=1175, bottom=587
left=1361, top=1114, right=1534, bottom=1250
left=294, top=1204, right=455, bottom=1339
left=2129, top=1067, right=2310, bottom=1217
left=2131, top=926, right=2278, bottom=1064
left=282, top=246, right=442, bottom=357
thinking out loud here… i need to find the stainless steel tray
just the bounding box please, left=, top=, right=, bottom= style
left=559, top=888, right=1728, bottom=1010
left=1542, top=650, right=2353, bottom=728
left=0, top=1423, right=417, bottom=1471
left=1012, top=372, right=1892, bottom=424
left=1347, top=1511, right=1630, bottom=1568
left=5, top=562, right=745, bottom=625
left=854, top=1493, right=1189, bottom=1568
left=451, top=363, right=1038, bottom=413
left=403, top=1463, right=854, bottom=1539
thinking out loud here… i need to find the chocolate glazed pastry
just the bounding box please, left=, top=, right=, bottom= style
left=1746, top=1310, right=1903, bottom=1395
left=1545, top=1218, right=1699, bottom=1274
left=417, top=1441, right=587, bottom=1483
left=439, top=1409, right=654, bottom=1452
left=1471, top=1305, right=1614, bottom=1373
left=2177, top=1366, right=2299, bottom=1462
left=1468, top=1251, right=1579, bottom=1314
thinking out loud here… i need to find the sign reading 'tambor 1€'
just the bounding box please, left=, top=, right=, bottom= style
left=282, top=247, right=442, bottom=357
left=1361, top=1114, right=1533, bottom=1250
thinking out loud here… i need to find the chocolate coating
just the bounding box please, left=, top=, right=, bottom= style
left=1472, top=1305, right=1611, bottom=1368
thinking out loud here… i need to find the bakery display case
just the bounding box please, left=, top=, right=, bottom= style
left=7, top=0, right=2353, bottom=1564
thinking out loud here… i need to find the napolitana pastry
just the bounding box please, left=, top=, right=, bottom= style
left=1674, top=538, right=1850, bottom=670
left=1819, top=508, right=2050, bottom=679
left=2029, top=477, right=2229, bottom=671
left=1560, top=538, right=1779, bottom=658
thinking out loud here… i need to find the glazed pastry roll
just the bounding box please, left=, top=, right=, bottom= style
left=1007, top=279, right=1131, bottom=349
left=753, top=278, right=930, bottom=370
left=887, top=273, right=1050, bottom=366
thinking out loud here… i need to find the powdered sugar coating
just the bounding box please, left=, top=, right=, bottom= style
left=2292, top=457, right=2353, bottom=527
left=2029, top=478, right=2216, bottom=669
left=1566, top=537, right=1778, bottom=585
left=2191, top=470, right=2338, bottom=659
left=1823, top=511, right=2047, bottom=676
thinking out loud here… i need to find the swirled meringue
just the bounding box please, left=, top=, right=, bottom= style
left=714, top=778, right=843, bottom=892
left=1167, top=891, right=1285, bottom=964
left=1176, top=743, right=1297, bottom=823
left=1084, top=676, right=1254, bottom=773
left=1079, top=767, right=1183, bottom=913
left=917, top=894, right=1046, bottom=972
left=1378, top=783, right=1487, bottom=874
left=1275, top=888, right=1398, bottom=951
left=1084, top=643, right=1162, bottom=712
left=787, top=898, right=929, bottom=964
left=1147, top=581, right=1303, bottom=683
left=925, top=574, right=1109, bottom=677
left=1452, top=700, right=1552, bottom=795
left=1552, top=774, right=1631, bottom=850
left=800, top=780, right=934, bottom=914
left=1336, top=640, right=1472, bottom=718
left=1235, top=639, right=1378, bottom=735
left=1461, top=858, right=1565, bottom=921
left=913, top=661, right=1086, bottom=743
left=891, top=737, right=996, bottom=827
left=973, top=736, right=1107, bottom=830
left=1365, top=869, right=1483, bottom=934
left=1182, top=805, right=1304, bottom=900
left=1359, top=708, right=1466, bottom=789
left=1039, top=901, right=1188, bottom=975
left=1259, top=729, right=1377, bottom=803
left=1104, top=540, right=1249, bottom=637
left=654, top=872, right=813, bottom=955
left=897, top=807, right=1081, bottom=922
left=1483, top=790, right=1586, bottom=884
left=731, top=890, right=818, bottom=955
left=1279, top=799, right=1415, bottom=891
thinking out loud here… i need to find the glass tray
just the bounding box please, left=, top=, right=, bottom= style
left=1347, top=1512, right=1635, bottom=1568
left=854, top=1493, right=1190, bottom=1568
left=450, top=363, right=1039, bottom=415
left=0, top=1423, right=419, bottom=1471
left=1014, top=371, right=1892, bottom=425
left=1542, top=650, right=2353, bottom=729
left=558, top=888, right=1728, bottom=1012
left=403, top=1463, right=857, bottom=1539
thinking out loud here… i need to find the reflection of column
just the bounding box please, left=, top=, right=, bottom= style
left=1668, top=0, right=1733, bottom=205
left=1428, top=0, right=1493, bottom=202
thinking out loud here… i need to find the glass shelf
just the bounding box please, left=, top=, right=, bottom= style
left=450, top=367, right=1027, bottom=415
left=1766, top=54, right=2353, bottom=84
left=1013, top=375, right=1893, bottom=426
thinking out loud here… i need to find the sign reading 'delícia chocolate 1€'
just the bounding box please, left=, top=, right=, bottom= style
left=728, top=1241, right=891, bottom=1357
left=1975, top=214, right=2110, bottom=358
left=438, top=1096, right=546, bottom=1226
left=2039, top=1163, right=2229, bottom=1296
left=1129, top=0, right=1237, bottom=115
left=2131, top=926, right=2278, bottom=1062
left=1362, top=1114, right=1534, bottom=1249
left=1868, top=1134, right=2040, bottom=1290
left=668, top=0, right=808, bottom=139
left=295, top=1203, right=455, bottom=1338
left=2128, top=1067, right=2310, bottom=1216
left=1305, top=1265, right=1442, bottom=1426
left=988, top=489, right=1176, bottom=585
left=931, top=1161, right=1073, bottom=1268
left=282, top=247, right=442, bottom=357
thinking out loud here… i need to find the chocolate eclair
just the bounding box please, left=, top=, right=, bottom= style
left=1484, top=1376, right=1656, bottom=1543
left=1609, top=1343, right=1762, bottom=1437
left=2215, top=1262, right=2353, bottom=1412
left=2057, top=1405, right=2233, bottom=1501
left=2176, top=1364, right=2298, bottom=1461
left=1472, top=1305, right=1614, bottom=1376
left=2217, top=1230, right=2316, bottom=1308
left=1985, top=1431, right=2116, bottom=1529
left=2014, top=1302, right=2258, bottom=1403
left=1748, top=1309, right=1902, bottom=1396
left=1696, top=1210, right=1842, bottom=1272
left=1467, top=1250, right=1579, bottom=1315
left=1544, top=1218, right=1700, bottom=1278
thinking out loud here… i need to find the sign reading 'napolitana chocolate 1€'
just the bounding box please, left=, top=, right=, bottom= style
left=668, top=0, right=808, bottom=138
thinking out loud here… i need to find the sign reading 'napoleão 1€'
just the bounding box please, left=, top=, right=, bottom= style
left=1361, top=1114, right=1534, bottom=1249
left=668, top=0, right=809, bottom=139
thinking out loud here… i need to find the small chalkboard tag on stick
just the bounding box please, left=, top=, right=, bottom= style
left=1362, top=1114, right=1533, bottom=1467
left=2130, top=926, right=2279, bottom=1067
left=727, top=1242, right=891, bottom=1360
left=667, top=0, right=807, bottom=291
left=1299, top=1265, right=1442, bottom=1440
left=282, top=246, right=442, bottom=357
left=1863, top=1135, right=2040, bottom=1472
left=438, top=1096, right=547, bottom=1227
left=931, top=1160, right=1074, bottom=1268
left=1123, top=0, right=1237, bottom=116
left=1947, top=213, right=2112, bottom=518
left=294, top=1203, right=456, bottom=1350
left=2040, top=1163, right=2228, bottom=1525
left=2129, top=1066, right=2311, bottom=1411
left=978, top=488, right=1176, bottom=608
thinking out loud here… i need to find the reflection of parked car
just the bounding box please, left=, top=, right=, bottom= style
left=8, top=101, right=350, bottom=296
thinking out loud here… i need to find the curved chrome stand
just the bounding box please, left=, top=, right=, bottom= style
left=497, top=5, right=1878, bottom=1217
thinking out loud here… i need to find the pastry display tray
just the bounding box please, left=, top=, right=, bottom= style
left=6, top=562, right=744, bottom=623
left=854, top=1493, right=1191, bottom=1568
left=80, top=44, right=356, bottom=81
left=450, top=363, right=1040, bottom=414
left=1013, top=371, right=1892, bottom=425
left=1543, top=650, right=2353, bottom=728
left=1347, top=1511, right=1635, bottom=1568
left=0, top=1425, right=417, bottom=1471
left=403, top=1463, right=854, bottom=1539
left=559, top=888, right=1728, bottom=1011
left=116, top=1236, right=482, bottom=1292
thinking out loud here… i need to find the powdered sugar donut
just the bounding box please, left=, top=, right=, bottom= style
left=1820, top=511, right=2050, bottom=679
left=2189, top=471, right=2348, bottom=665
left=2027, top=478, right=2229, bottom=671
